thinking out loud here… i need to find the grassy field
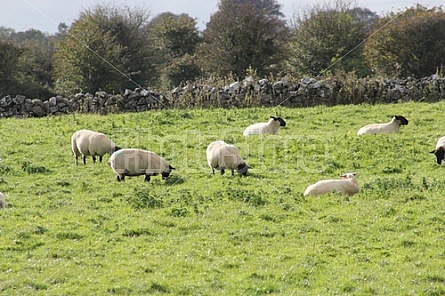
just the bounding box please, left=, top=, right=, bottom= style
left=1, top=101, right=445, bottom=295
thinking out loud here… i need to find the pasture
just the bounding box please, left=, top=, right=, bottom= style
left=1, top=101, right=445, bottom=295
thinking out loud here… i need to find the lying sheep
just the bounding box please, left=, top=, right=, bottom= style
left=357, top=115, right=409, bottom=135
left=0, top=192, right=6, bottom=208
left=109, top=148, right=175, bottom=182
left=206, top=140, right=249, bottom=176
left=303, top=172, right=359, bottom=196
left=71, top=129, right=121, bottom=165
left=243, top=116, right=286, bottom=136
left=430, top=136, right=445, bottom=165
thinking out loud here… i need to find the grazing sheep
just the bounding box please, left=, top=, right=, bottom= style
left=206, top=140, right=249, bottom=176
left=430, top=136, right=445, bottom=165
left=243, top=116, right=286, bottom=136
left=71, top=129, right=121, bottom=165
left=303, top=172, right=359, bottom=196
left=0, top=192, right=6, bottom=208
left=109, top=148, right=175, bottom=182
left=357, top=115, right=409, bottom=135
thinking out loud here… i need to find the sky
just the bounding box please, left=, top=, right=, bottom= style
left=1, top=0, right=444, bottom=34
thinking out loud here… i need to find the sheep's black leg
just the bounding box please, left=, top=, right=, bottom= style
left=220, top=168, right=225, bottom=175
left=82, top=155, right=87, bottom=165
left=212, top=168, right=215, bottom=174
left=92, top=156, right=96, bottom=163
left=145, top=175, right=151, bottom=182
left=231, top=170, right=235, bottom=176
left=99, top=156, right=103, bottom=163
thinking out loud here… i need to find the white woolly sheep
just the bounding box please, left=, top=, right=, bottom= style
left=243, top=116, right=287, bottom=136
left=303, top=172, right=359, bottom=196
left=109, top=148, right=175, bottom=182
left=206, top=140, right=249, bottom=176
left=430, top=136, right=445, bottom=165
left=71, top=129, right=121, bottom=165
left=357, top=115, right=409, bottom=135
left=0, top=192, right=6, bottom=209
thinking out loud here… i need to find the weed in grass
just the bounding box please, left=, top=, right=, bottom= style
left=21, top=161, right=50, bottom=174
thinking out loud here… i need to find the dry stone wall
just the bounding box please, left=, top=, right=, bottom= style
left=1, top=75, right=444, bottom=118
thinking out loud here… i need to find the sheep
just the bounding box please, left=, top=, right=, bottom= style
left=0, top=192, right=6, bottom=208
left=430, top=136, right=445, bottom=165
left=206, top=140, right=249, bottom=176
left=109, top=148, right=175, bottom=182
left=303, top=172, right=359, bottom=196
left=357, top=115, right=409, bottom=135
left=71, top=129, right=121, bottom=165
left=243, top=116, right=286, bottom=136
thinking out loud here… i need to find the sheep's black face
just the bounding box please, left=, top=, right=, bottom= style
left=395, top=115, right=409, bottom=126
left=161, top=172, right=171, bottom=179
left=277, top=117, right=286, bottom=127
left=270, top=116, right=286, bottom=127
left=431, top=148, right=445, bottom=165
left=161, top=165, right=176, bottom=179
left=237, top=163, right=249, bottom=176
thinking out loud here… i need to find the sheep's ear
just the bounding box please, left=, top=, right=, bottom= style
left=270, top=116, right=276, bottom=119
left=430, top=150, right=437, bottom=154
left=169, top=165, right=176, bottom=170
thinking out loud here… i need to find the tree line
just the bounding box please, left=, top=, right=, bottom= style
left=1, top=0, right=444, bottom=99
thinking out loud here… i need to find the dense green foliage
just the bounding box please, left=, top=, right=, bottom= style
left=288, top=2, right=378, bottom=76
left=147, top=13, right=202, bottom=89
left=198, top=0, right=290, bottom=78
left=364, top=5, right=445, bottom=78
left=53, top=5, right=153, bottom=96
left=1, top=1, right=445, bottom=97
left=0, top=30, right=55, bottom=98
left=1, top=102, right=445, bottom=294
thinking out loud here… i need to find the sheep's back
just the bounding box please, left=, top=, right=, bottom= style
left=243, top=122, right=267, bottom=135
left=206, top=141, right=228, bottom=167
left=304, top=179, right=358, bottom=196
left=215, top=144, right=243, bottom=169
left=357, top=121, right=401, bottom=135
left=110, top=149, right=167, bottom=175
left=88, top=133, right=114, bottom=155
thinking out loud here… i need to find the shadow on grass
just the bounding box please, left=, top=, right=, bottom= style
left=164, top=175, right=185, bottom=186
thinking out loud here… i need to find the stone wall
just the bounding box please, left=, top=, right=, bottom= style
left=1, top=75, right=444, bottom=118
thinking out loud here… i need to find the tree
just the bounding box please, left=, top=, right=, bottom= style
left=288, top=1, right=378, bottom=77
left=197, top=0, right=290, bottom=79
left=363, top=5, right=445, bottom=78
left=0, top=28, right=55, bottom=98
left=0, top=40, right=23, bottom=96
left=146, top=13, right=202, bottom=89
left=53, top=5, right=153, bottom=95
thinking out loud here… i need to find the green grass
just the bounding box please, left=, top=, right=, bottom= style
left=1, top=102, right=445, bottom=295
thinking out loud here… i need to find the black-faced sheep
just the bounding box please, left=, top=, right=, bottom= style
left=303, top=172, right=359, bottom=196
left=109, top=148, right=175, bottom=182
left=243, top=116, right=286, bottom=136
left=71, top=129, right=121, bottom=165
left=206, top=140, right=249, bottom=176
left=430, top=136, right=445, bottom=165
left=357, top=115, right=409, bottom=135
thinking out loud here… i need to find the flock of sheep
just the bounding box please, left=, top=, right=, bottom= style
left=70, top=115, right=411, bottom=196
left=3, top=112, right=441, bottom=209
